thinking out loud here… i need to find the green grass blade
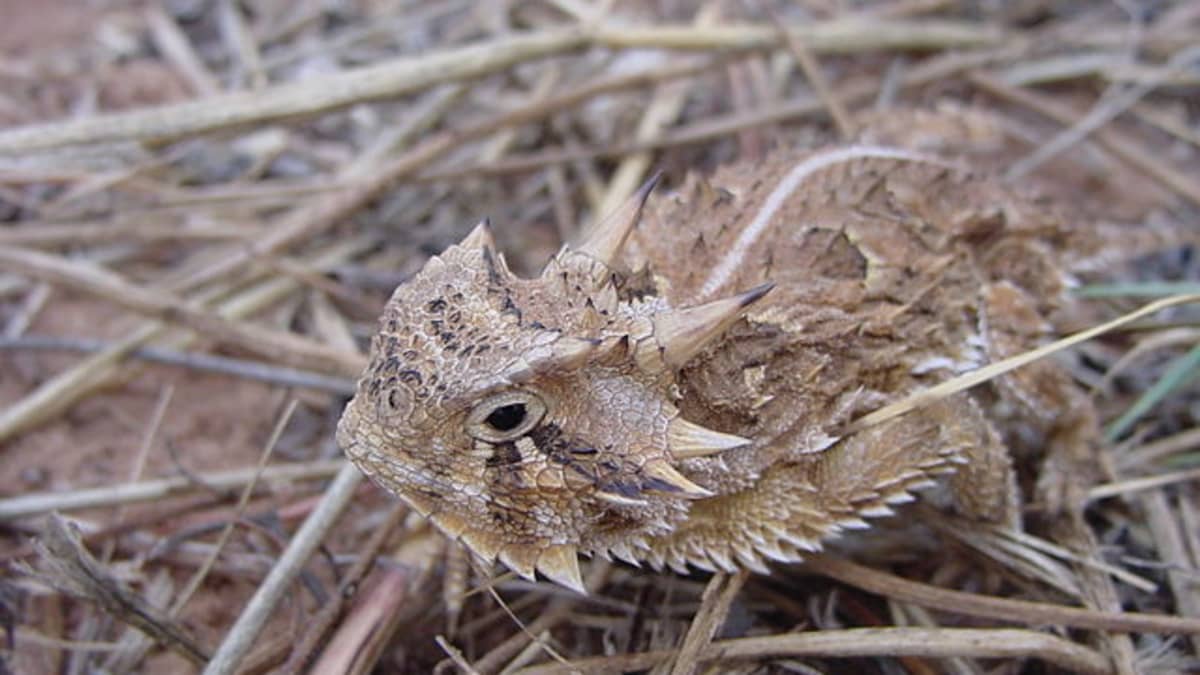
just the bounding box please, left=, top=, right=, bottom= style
left=1076, top=282, right=1200, bottom=299
left=1105, top=341, right=1200, bottom=442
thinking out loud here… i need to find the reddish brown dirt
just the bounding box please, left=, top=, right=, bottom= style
left=0, top=0, right=188, bottom=127
left=0, top=0, right=109, bottom=57
left=0, top=290, right=297, bottom=673
left=1, top=294, right=279, bottom=495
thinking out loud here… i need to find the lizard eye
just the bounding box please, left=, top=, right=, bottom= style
left=466, top=390, right=547, bottom=443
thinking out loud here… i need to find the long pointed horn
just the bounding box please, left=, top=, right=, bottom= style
left=459, top=217, right=517, bottom=283
left=636, top=283, right=775, bottom=371
left=575, top=172, right=661, bottom=266
left=668, top=416, right=752, bottom=459
left=641, top=460, right=713, bottom=499
left=502, top=336, right=600, bottom=382
left=459, top=218, right=495, bottom=250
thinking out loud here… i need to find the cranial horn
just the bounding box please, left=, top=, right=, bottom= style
left=503, top=336, right=600, bottom=382
left=540, top=336, right=600, bottom=371
left=636, top=282, right=775, bottom=371
left=575, top=172, right=662, bottom=266
left=537, top=544, right=586, bottom=594
left=641, top=460, right=713, bottom=499
left=459, top=217, right=516, bottom=284
left=595, top=488, right=648, bottom=507
left=668, top=416, right=752, bottom=459
left=458, top=218, right=496, bottom=250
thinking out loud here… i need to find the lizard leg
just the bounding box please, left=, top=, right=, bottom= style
left=982, top=281, right=1102, bottom=516
left=947, top=409, right=1020, bottom=528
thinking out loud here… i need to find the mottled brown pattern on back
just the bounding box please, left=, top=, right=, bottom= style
left=336, top=110, right=1168, bottom=589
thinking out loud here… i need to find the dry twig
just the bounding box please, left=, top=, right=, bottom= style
left=23, top=516, right=210, bottom=666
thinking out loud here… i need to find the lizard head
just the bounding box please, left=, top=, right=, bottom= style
left=336, top=177, right=771, bottom=592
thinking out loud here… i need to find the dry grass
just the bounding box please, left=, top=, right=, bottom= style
left=1, top=1, right=1199, bottom=673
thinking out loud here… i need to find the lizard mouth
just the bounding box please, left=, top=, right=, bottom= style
left=334, top=405, right=364, bottom=463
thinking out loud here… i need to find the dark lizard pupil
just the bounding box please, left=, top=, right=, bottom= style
left=485, top=403, right=527, bottom=432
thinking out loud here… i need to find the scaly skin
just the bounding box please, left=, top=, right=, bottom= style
left=336, top=111, right=1153, bottom=592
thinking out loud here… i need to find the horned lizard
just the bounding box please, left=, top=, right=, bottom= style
left=336, top=111, right=1157, bottom=594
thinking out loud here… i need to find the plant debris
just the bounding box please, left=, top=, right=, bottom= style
left=1, top=1, right=1198, bottom=673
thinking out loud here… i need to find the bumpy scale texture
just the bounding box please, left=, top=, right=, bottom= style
left=336, top=110, right=1174, bottom=593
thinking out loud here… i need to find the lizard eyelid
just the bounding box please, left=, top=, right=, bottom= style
left=465, top=390, right=547, bottom=443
